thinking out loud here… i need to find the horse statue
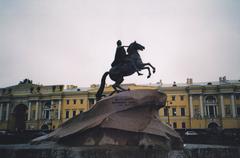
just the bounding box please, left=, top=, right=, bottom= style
left=96, top=41, right=155, bottom=101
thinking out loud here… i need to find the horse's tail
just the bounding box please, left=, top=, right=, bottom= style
left=96, top=71, right=109, bottom=101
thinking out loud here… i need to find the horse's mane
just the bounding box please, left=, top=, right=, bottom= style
left=127, top=42, right=134, bottom=55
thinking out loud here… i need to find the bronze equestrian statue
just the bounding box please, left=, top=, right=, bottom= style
left=96, top=41, right=156, bottom=101
left=111, top=40, right=143, bottom=76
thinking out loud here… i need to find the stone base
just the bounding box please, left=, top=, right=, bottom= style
left=0, top=143, right=184, bottom=158
left=1, top=144, right=240, bottom=158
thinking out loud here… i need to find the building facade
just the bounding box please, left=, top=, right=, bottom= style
left=159, top=78, right=240, bottom=129
left=0, top=79, right=94, bottom=131
left=0, top=78, right=240, bottom=131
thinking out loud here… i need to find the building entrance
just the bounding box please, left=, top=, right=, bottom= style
left=13, top=104, right=28, bottom=132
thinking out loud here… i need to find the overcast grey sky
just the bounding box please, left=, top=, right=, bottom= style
left=0, top=0, right=240, bottom=87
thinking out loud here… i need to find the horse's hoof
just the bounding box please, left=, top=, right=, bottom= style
left=147, top=76, right=150, bottom=78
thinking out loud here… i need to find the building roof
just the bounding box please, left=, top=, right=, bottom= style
left=141, top=80, right=240, bottom=88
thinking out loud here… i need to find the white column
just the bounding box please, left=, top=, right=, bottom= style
left=0, top=103, right=3, bottom=121
left=231, top=95, right=236, bottom=118
left=28, top=102, right=31, bottom=121
left=190, top=95, right=194, bottom=118
left=200, top=95, right=204, bottom=118
left=35, top=101, right=39, bottom=120
left=6, top=103, right=9, bottom=121
left=220, top=95, right=225, bottom=117
left=58, top=100, right=61, bottom=120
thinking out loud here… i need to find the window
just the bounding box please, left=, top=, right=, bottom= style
left=73, top=99, right=76, bottom=105
left=205, top=96, right=217, bottom=118
left=55, top=111, right=58, bottom=118
left=66, top=100, right=70, bottom=105
left=43, top=103, right=50, bottom=120
left=80, top=99, right=84, bottom=104
left=181, top=108, right=185, bottom=116
left=173, top=122, right=177, bottom=128
left=208, top=106, right=216, bottom=117
left=73, top=110, right=76, bottom=117
left=225, top=105, right=231, bottom=116
left=237, top=106, right=240, bottom=117
left=172, top=96, right=176, bottom=101
left=194, top=107, right=201, bottom=118
left=52, top=86, right=56, bottom=92
left=172, top=108, right=176, bottom=116
left=44, top=110, right=49, bottom=119
left=180, top=95, right=184, bottom=101
left=182, top=122, right=186, bottom=128
left=2, top=106, right=6, bottom=121
left=236, top=94, right=240, bottom=100
left=164, top=108, right=168, bottom=116
left=89, top=99, right=95, bottom=105
left=205, top=96, right=216, bottom=104
left=32, top=110, right=35, bottom=120
left=66, top=111, right=69, bottom=118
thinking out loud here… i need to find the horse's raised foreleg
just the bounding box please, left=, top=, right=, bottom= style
left=141, top=66, right=151, bottom=78
left=142, top=63, right=156, bottom=73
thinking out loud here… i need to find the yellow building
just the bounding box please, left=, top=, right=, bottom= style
left=159, top=83, right=190, bottom=129
left=159, top=78, right=240, bottom=130
left=0, top=79, right=65, bottom=131
left=0, top=79, right=94, bottom=131
left=0, top=77, right=240, bottom=131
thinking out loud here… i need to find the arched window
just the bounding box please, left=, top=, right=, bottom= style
left=205, top=96, right=216, bottom=104
left=205, top=96, right=218, bottom=118
left=42, top=101, right=51, bottom=120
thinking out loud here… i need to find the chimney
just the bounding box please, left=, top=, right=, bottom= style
left=186, top=78, right=193, bottom=84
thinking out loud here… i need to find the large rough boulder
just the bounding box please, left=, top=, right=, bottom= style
left=32, top=90, right=183, bottom=150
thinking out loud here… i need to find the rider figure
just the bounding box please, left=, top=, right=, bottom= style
left=111, top=40, right=127, bottom=67
left=111, top=40, right=143, bottom=76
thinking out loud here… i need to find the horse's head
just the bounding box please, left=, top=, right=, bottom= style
left=127, top=41, right=145, bottom=54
